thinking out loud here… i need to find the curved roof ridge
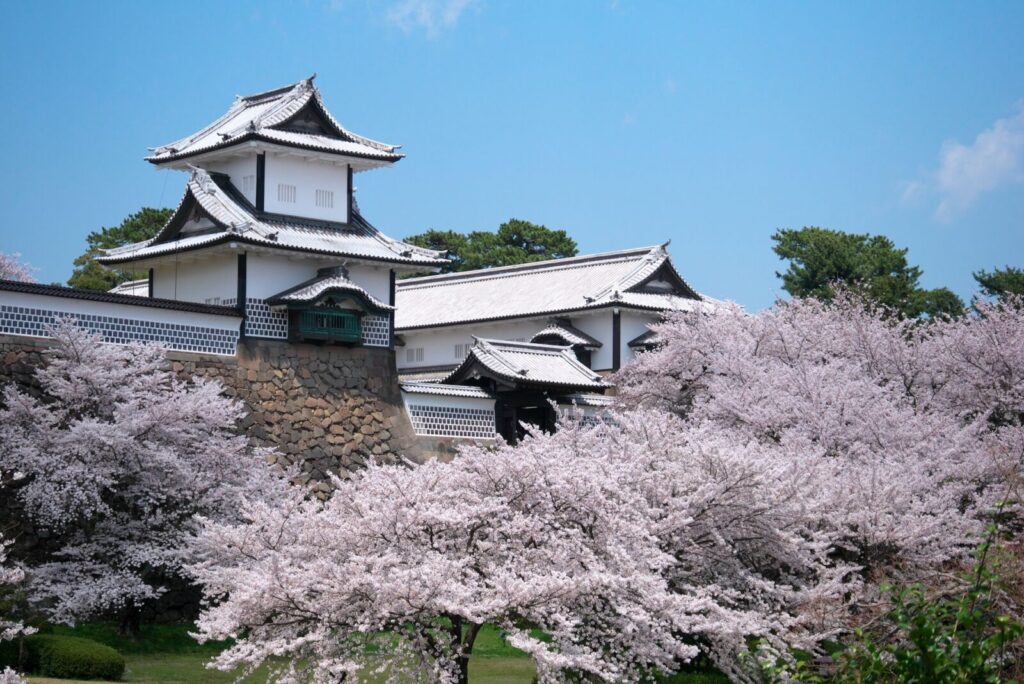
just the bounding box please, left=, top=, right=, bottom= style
left=398, top=245, right=660, bottom=290
left=99, top=171, right=447, bottom=268
left=147, top=76, right=401, bottom=164
left=238, top=75, right=314, bottom=103
left=585, top=244, right=668, bottom=302
left=475, top=337, right=573, bottom=352
left=309, top=89, right=398, bottom=153
left=531, top=320, right=603, bottom=349
left=265, top=267, right=393, bottom=311
left=442, top=337, right=609, bottom=388
left=351, top=211, right=446, bottom=260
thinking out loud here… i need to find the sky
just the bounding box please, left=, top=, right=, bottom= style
left=0, top=0, right=1021, bottom=310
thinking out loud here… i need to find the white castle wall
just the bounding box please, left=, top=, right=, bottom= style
left=0, top=290, right=240, bottom=356
left=264, top=155, right=349, bottom=223
left=398, top=318, right=543, bottom=371
left=397, top=308, right=661, bottom=373
left=207, top=157, right=258, bottom=205
left=152, top=255, right=237, bottom=304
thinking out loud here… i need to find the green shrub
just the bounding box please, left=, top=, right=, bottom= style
left=0, top=634, right=125, bottom=680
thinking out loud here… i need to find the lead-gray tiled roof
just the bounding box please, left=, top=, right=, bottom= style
left=400, top=382, right=495, bottom=399
left=530, top=320, right=603, bottom=348
left=395, top=244, right=711, bottom=330
left=266, top=267, right=393, bottom=311
left=146, top=76, right=402, bottom=165
left=444, top=339, right=611, bottom=390
left=97, top=169, right=446, bottom=268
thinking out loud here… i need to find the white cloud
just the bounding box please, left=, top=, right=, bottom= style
left=908, top=102, right=1024, bottom=221
left=386, top=0, right=477, bottom=37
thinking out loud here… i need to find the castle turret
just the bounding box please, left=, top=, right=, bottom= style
left=146, top=75, right=402, bottom=225
left=98, top=76, right=445, bottom=348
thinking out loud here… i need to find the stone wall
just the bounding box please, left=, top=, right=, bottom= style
left=0, top=335, right=429, bottom=485
left=0, top=334, right=476, bottom=622
left=168, top=338, right=423, bottom=488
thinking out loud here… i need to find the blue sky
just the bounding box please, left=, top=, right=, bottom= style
left=0, top=0, right=1021, bottom=309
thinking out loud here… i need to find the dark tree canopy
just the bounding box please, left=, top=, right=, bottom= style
left=68, top=208, right=172, bottom=291
left=406, top=219, right=578, bottom=274
left=771, top=226, right=964, bottom=319
left=974, top=266, right=1024, bottom=302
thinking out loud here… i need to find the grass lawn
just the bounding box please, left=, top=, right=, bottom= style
left=25, top=623, right=538, bottom=683
left=23, top=623, right=726, bottom=683
left=26, top=653, right=536, bottom=683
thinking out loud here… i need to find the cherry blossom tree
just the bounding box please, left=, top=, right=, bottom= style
left=0, top=321, right=283, bottom=632
left=191, top=293, right=1023, bottom=682
left=190, top=409, right=852, bottom=684
left=0, top=535, right=30, bottom=684
left=0, top=253, right=34, bottom=283
left=616, top=293, right=1022, bottom=581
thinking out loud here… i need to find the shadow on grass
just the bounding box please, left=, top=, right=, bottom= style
left=29, top=623, right=727, bottom=683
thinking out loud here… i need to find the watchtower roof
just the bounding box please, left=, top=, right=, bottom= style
left=146, top=75, right=403, bottom=166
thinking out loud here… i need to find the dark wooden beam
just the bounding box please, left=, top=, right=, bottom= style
left=237, top=253, right=248, bottom=340
left=612, top=309, right=621, bottom=371
left=255, top=153, right=266, bottom=212
left=147, top=268, right=154, bottom=298
left=347, top=165, right=354, bottom=221
left=389, top=269, right=397, bottom=349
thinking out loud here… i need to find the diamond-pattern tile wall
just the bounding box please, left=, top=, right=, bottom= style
left=361, top=314, right=390, bottom=347
left=0, top=304, right=238, bottom=355
left=407, top=404, right=495, bottom=438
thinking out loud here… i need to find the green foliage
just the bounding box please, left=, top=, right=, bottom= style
left=1, top=634, right=126, bottom=680
left=406, top=218, right=578, bottom=274
left=68, top=207, right=172, bottom=291
left=771, top=226, right=964, bottom=319
left=835, top=533, right=1023, bottom=683
left=974, top=266, right=1024, bottom=302
left=43, top=622, right=228, bottom=656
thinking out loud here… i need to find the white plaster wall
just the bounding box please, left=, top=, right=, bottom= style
left=0, top=290, right=240, bottom=334
left=619, top=310, right=661, bottom=367
left=207, top=157, right=258, bottom=205
left=264, top=155, right=349, bottom=223
left=346, top=264, right=391, bottom=304
left=151, top=255, right=236, bottom=304
left=398, top=319, right=557, bottom=371
left=245, top=254, right=326, bottom=300
left=571, top=312, right=614, bottom=370
left=243, top=254, right=391, bottom=305
left=395, top=309, right=658, bottom=373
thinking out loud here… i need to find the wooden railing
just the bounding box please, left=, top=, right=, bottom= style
left=297, top=309, right=361, bottom=343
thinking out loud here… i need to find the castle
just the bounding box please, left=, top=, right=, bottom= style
left=0, top=76, right=715, bottom=456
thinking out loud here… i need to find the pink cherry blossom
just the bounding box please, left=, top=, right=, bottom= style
left=0, top=321, right=283, bottom=624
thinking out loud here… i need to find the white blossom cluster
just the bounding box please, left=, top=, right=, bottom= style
left=190, top=408, right=845, bottom=683
left=0, top=536, right=29, bottom=684
left=0, top=321, right=283, bottom=624
left=0, top=253, right=34, bottom=283
left=617, top=294, right=1023, bottom=573
left=188, top=294, right=1023, bottom=683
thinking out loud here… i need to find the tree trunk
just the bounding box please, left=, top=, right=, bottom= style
left=458, top=622, right=482, bottom=684
left=118, top=601, right=141, bottom=638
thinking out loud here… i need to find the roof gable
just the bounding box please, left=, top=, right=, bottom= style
left=395, top=244, right=709, bottom=330
left=530, top=319, right=603, bottom=349
left=275, top=100, right=339, bottom=137
left=266, top=266, right=393, bottom=312
left=97, top=168, right=446, bottom=268
left=146, top=76, right=402, bottom=165
left=444, top=339, right=611, bottom=391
